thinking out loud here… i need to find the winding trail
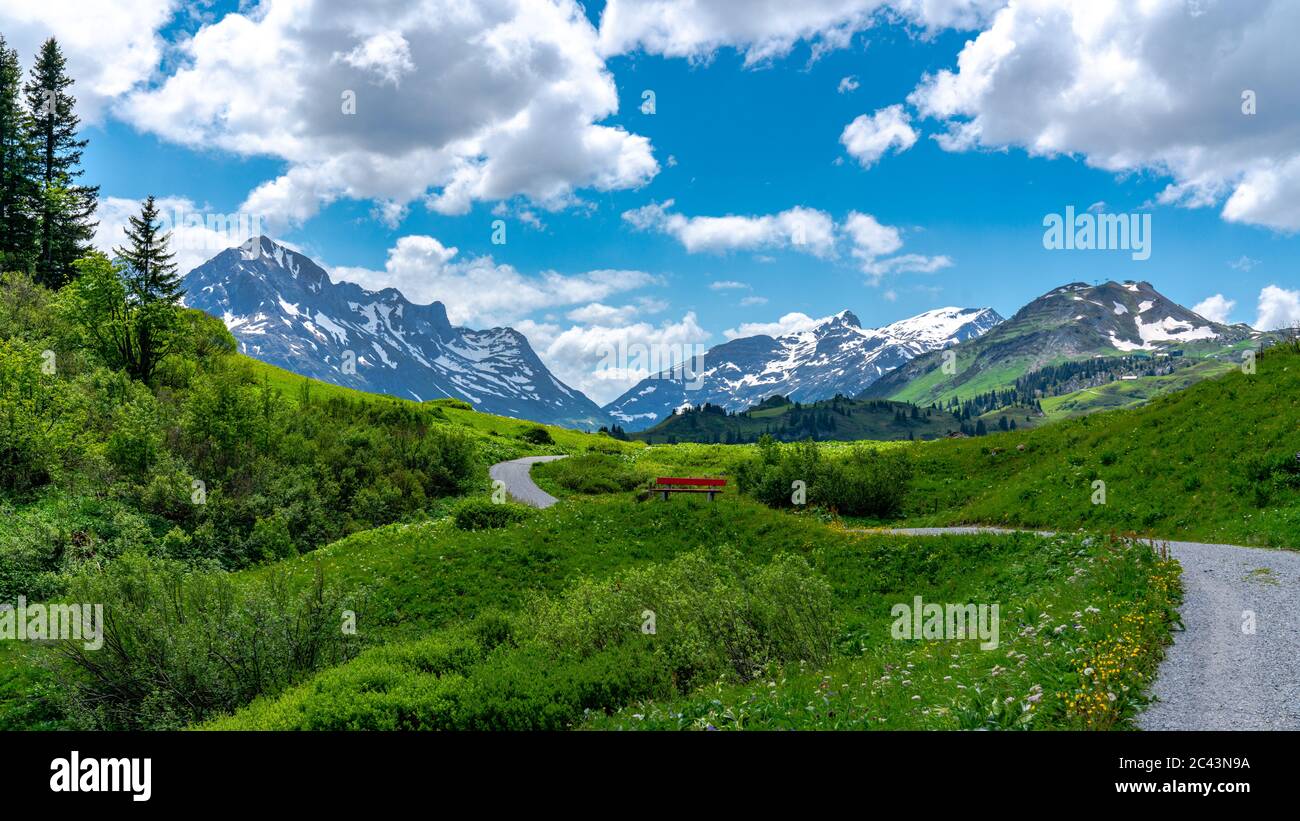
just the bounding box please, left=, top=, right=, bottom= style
left=858, top=526, right=1300, bottom=730
left=489, top=455, right=568, bottom=509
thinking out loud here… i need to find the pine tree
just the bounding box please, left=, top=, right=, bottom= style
left=24, top=38, right=97, bottom=288
left=104, top=196, right=183, bottom=381
left=0, top=36, right=38, bottom=272
left=115, top=195, right=182, bottom=304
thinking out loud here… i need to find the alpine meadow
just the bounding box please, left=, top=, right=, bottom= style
left=1, top=0, right=1299, bottom=806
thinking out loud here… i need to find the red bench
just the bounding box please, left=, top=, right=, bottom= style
left=653, top=477, right=726, bottom=501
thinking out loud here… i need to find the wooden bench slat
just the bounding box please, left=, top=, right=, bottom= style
left=654, top=477, right=726, bottom=487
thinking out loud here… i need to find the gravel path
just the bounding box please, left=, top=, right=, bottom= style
left=488, top=455, right=568, bottom=509
left=861, top=526, right=1300, bottom=730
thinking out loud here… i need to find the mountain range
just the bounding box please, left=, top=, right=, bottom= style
left=603, top=307, right=1003, bottom=430
left=180, top=240, right=1266, bottom=433
left=182, top=236, right=610, bottom=428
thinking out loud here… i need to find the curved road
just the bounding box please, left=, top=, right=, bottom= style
left=861, top=526, right=1300, bottom=730
left=489, top=455, right=568, bottom=509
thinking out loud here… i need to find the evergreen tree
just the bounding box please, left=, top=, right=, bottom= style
left=0, top=36, right=38, bottom=272
left=24, top=38, right=97, bottom=288
left=115, top=195, right=182, bottom=303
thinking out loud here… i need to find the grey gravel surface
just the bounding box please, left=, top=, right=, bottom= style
left=865, top=527, right=1300, bottom=730
left=488, top=455, right=568, bottom=509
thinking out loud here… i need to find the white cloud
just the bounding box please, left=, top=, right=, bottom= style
left=630, top=203, right=950, bottom=284
left=861, top=252, right=953, bottom=276
left=840, top=104, right=917, bottom=167
left=119, top=0, right=658, bottom=228
left=94, top=195, right=262, bottom=276
left=724, top=311, right=826, bottom=339
left=597, top=0, right=1002, bottom=65
left=1191, top=294, right=1236, bottom=324
left=842, top=211, right=902, bottom=258
left=332, top=234, right=656, bottom=327
left=740, top=295, right=769, bottom=306
left=623, top=200, right=837, bottom=257
left=1255, top=285, right=1300, bottom=331
left=837, top=75, right=860, bottom=93
left=530, top=312, right=712, bottom=404
left=907, top=0, right=1300, bottom=230
left=0, top=0, right=178, bottom=122
left=1228, top=255, right=1261, bottom=272
left=709, top=280, right=749, bottom=290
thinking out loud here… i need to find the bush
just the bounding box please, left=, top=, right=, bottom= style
left=452, top=497, right=532, bottom=530
left=736, top=436, right=912, bottom=518
left=539, top=454, right=648, bottom=494
left=209, top=548, right=837, bottom=730
left=56, top=553, right=363, bottom=730
left=518, top=547, right=835, bottom=692
left=521, top=425, right=554, bottom=445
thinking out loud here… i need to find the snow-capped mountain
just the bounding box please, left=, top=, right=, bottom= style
left=182, top=236, right=612, bottom=428
left=866, top=280, right=1263, bottom=405
left=603, top=306, right=1003, bottom=430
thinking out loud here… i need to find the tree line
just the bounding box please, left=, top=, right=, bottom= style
left=2, top=33, right=185, bottom=381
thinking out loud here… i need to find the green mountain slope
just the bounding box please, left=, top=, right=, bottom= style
left=865, top=280, right=1266, bottom=410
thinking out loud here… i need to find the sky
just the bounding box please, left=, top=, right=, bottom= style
left=3, top=0, right=1299, bottom=403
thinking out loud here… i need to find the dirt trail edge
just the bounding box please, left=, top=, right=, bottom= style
left=863, top=526, right=1300, bottom=730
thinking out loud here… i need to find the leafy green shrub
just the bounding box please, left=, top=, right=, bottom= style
left=452, top=497, right=532, bottom=530
left=56, top=553, right=363, bottom=730
left=209, top=547, right=836, bottom=730
left=518, top=547, right=835, bottom=692
left=537, top=453, right=648, bottom=494
left=521, top=425, right=555, bottom=445
left=736, top=436, right=912, bottom=517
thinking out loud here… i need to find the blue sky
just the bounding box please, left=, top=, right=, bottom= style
left=7, top=0, right=1299, bottom=402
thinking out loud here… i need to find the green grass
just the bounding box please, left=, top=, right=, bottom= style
left=208, top=505, right=1180, bottom=730
left=588, top=534, right=1180, bottom=730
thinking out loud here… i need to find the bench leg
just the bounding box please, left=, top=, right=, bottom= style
left=660, top=490, right=668, bottom=501
left=707, top=491, right=715, bottom=502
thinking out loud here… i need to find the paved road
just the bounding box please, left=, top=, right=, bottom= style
left=861, top=526, right=1300, bottom=730
left=488, top=455, right=568, bottom=509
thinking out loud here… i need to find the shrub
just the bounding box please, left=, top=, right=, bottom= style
left=736, top=437, right=912, bottom=517
left=518, top=547, right=835, bottom=692
left=539, top=454, right=648, bottom=494
left=452, top=497, right=532, bottom=530
left=56, top=553, right=363, bottom=730
left=521, top=425, right=554, bottom=445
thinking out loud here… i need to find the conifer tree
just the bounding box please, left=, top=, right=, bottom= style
left=24, top=38, right=97, bottom=288
left=114, top=195, right=182, bottom=304
left=0, top=36, right=38, bottom=272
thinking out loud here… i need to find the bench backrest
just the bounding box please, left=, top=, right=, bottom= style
left=654, top=477, right=726, bottom=487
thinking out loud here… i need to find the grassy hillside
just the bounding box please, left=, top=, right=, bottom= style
left=894, top=343, right=1300, bottom=546
left=208, top=499, right=1178, bottom=731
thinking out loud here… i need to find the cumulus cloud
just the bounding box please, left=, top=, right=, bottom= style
left=723, top=311, right=827, bottom=339
left=1255, top=285, right=1300, bottom=331
left=1229, top=255, right=1261, bottom=272
left=1191, top=294, right=1236, bottom=324
left=907, top=0, right=1300, bottom=230
left=527, top=312, right=712, bottom=404
left=837, top=75, right=860, bottom=93
left=331, top=235, right=657, bottom=327
left=709, top=280, right=749, bottom=290
left=623, top=200, right=837, bottom=257
left=840, top=104, right=917, bottom=167
left=94, top=195, right=262, bottom=276
left=0, top=0, right=178, bottom=122
left=740, top=295, right=769, bottom=306
left=628, top=202, right=950, bottom=284
left=597, top=0, right=1002, bottom=65
left=119, top=0, right=658, bottom=228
